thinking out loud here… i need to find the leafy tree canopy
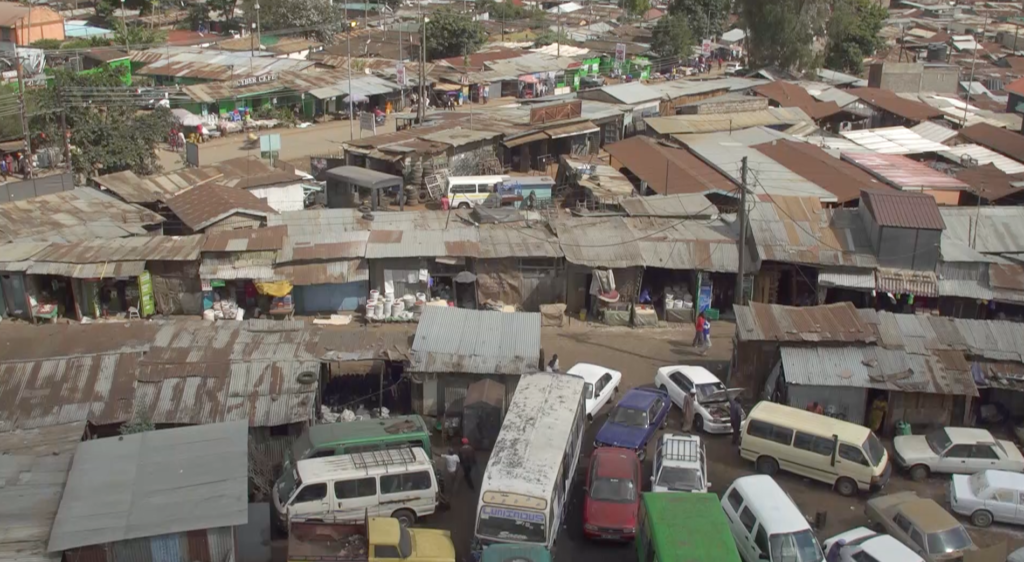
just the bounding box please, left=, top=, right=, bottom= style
left=239, top=0, right=345, bottom=44
left=623, top=0, right=651, bottom=19
left=738, top=0, right=828, bottom=71
left=425, top=8, right=486, bottom=60
left=30, top=67, right=173, bottom=177
left=533, top=29, right=569, bottom=47
left=650, top=14, right=694, bottom=60
left=668, top=0, right=729, bottom=41
left=824, top=0, right=888, bottom=74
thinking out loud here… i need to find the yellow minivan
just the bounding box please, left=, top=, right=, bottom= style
left=739, top=401, right=891, bottom=496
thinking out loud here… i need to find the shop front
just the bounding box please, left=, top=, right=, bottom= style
left=199, top=251, right=279, bottom=320
left=23, top=260, right=151, bottom=322
left=277, top=259, right=370, bottom=315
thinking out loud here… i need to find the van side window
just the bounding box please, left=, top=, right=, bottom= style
left=335, top=477, right=376, bottom=499
left=450, top=184, right=477, bottom=195
left=793, top=432, right=834, bottom=456
left=739, top=507, right=756, bottom=532
left=747, top=420, right=794, bottom=445
left=909, top=528, right=925, bottom=549
left=838, top=444, right=869, bottom=466
left=381, top=471, right=432, bottom=494
left=374, top=545, right=401, bottom=558
left=754, top=525, right=769, bottom=555
left=727, top=488, right=744, bottom=511
left=293, top=483, right=327, bottom=504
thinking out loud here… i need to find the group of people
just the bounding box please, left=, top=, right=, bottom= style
left=0, top=152, right=32, bottom=180
left=693, top=311, right=712, bottom=354
left=438, top=437, right=478, bottom=496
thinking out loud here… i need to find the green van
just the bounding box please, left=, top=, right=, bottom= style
left=284, top=416, right=433, bottom=471
left=480, top=544, right=552, bottom=562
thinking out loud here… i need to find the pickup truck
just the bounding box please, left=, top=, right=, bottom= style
left=288, top=517, right=455, bottom=562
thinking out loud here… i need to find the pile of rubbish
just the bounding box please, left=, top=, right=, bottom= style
left=203, top=300, right=243, bottom=321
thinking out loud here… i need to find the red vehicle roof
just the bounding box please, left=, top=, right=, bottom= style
left=584, top=447, right=640, bottom=533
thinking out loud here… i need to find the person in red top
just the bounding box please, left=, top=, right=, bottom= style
left=693, top=311, right=706, bottom=348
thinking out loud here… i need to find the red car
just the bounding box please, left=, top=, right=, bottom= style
left=582, top=446, right=641, bottom=541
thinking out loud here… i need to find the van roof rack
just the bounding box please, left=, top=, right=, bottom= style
left=352, top=448, right=417, bottom=471
left=664, top=437, right=701, bottom=463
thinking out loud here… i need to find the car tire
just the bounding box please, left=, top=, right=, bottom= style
left=392, top=509, right=416, bottom=527
left=638, top=448, right=647, bottom=462
left=835, top=477, right=857, bottom=497
left=694, top=415, right=704, bottom=432
left=909, top=464, right=930, bottom=482
left=756, top=456, right=779, bottom=476
left=457, top=203, right=470, bottom=209
left=971, top=510, right=994, bottom=528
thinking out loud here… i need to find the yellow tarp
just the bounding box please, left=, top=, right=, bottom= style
left=256, top=280, right=293, bottom=297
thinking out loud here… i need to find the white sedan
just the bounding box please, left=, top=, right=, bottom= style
left=894, top=427, right=1024, bottom=481
left=822, top=528, right=925, bottom=562
left=565, top=363, right=621, bottom=421
left=951, top=469, right=1024, bottom=527
left=654, top=365, right=742, bottom=434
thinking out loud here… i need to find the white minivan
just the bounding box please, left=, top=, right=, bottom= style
left=445, top=175, right=510, bottom=208
left=272, top=447, right=438, bottom=529
left=721, top=475, right=824, bottom=562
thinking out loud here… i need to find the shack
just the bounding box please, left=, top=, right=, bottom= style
left=47, top=422, right=250, bottom=562
left=408, top=307, right=541, bottom=416
left=325, top=166, right=405, bottom=211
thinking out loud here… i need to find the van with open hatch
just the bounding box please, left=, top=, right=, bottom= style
left=721, top=475, right=824, bottom=562
left=273, top=448, right=439, bottom=530
left=739, top=401, right=890, bottom=496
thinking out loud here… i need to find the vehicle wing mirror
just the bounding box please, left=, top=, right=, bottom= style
left=758, top=554, right=769, bottom=560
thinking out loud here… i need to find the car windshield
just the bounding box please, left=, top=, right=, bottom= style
left=477, top=507, right=547, bottom=544
left=927, top=527, right=973, bottom=554
left=770, top=530, right=823, bottom=562
left=695, top=382, right=727, bottom=402
left=590, top=477, right=637, bottom=503
left=968, top=472, right=988, bottom=497
left=609, top=406, right=648, bottom=428
left=862, top=433, right=885, bottom=467
left=585, top=383, right=595, bottom=400
left=655, top=466, right=701, bottom=491
left=276, top=467, right=301, bottom=503
left=926, top=429, right=952, bottom=455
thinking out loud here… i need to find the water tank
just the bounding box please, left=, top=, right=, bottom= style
left=926, top=42, right=947, bottom=62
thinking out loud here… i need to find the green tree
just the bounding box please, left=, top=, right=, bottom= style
left=668, top=0, right=729, bottom=40
left=738, top=0, right=828, bottom=71
left=31, top=38, right=63, bottom=50
left=207, top=0, right=238, bottom=19
left=425, top=8, right=486, bottom=59
left=239, top=0, right=344, bottom=44
left=824, top=0, right=888, bottom=73
left=30, top=67, right=174, bottom=177
left=485, top=0, right=524, bottom=21
left=95, top=0, right=155, bottom=24
left=533, top=29, right=569, bottom=47
left=186, top=2, right=210, bottom=31
left=526, top=8, right=549, bottom=29
left=651, top=14, right=695, bottom=60
left=119, top=409, right=155, bottom=435
left=111, top=20, right=167, bottom=48
left=623, top=0, right=651, bottom=19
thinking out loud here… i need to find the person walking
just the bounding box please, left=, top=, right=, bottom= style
left=701, top=317, right=712, bottom=355
left=729, top=396, right=743, bottom=445
left=546, top=354, right=560, bottom=373
left=458, top=437, right=477, bottom=491
left=440, top=447, right=461, bottom=494
left=693, top=312, right=705, bottom=348
left=681, top=391, right=695, bottom=432
left=825, top=539, right=847, bottom=562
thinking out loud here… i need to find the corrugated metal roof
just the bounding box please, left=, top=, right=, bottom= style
left=199, top=251, right=278, bottom=280
left=0, top=422, right=85, bottom=562
left=33, top=236, right=202, bottom=263
left=133, top=49, right=316, bottom=80
left=848, top=87, right=944, bottom=122
left=316, top=325, right=415, bottom=363
left=626, top=216, right=739, bottom=272
left=937, top=262, right=993, bottom=300
left=47, top=421, right=248, bottom=552
left=279, top=231, right=370, bottom=262
left=410, top=307, right=541, bottom=374
left=876, top=267, right=939, bottom=297
left=604, top=136, right=738, bottom=196
left=0, top=241, right=48, bottom=264
left=365, top=228, right=480, bottom=259
left=748, top=198, right=877, bottom=267
left=0, top=188, right=164, bottom=244
left=562, top=157, right=635, bottom=204
left=307, top=75, right=401, bottom=100
left=840, top=126, right=950, bottom=155
left=645, top=107, right=813, bottom=135
left=275, top=259, right=369, bottom=285
left=940, top=207, right=1024, bottom=254
left=552, top=217, right=645, bottom=268
left=752, top=81, right=844, bottom=120
left=418, top=129, right=503, bottom=148
left=939, top=144, right=1024, bottom=175
left=590, top=82, right=663, bottom=105
left=203, top=226, right=288, bottom=252
left=960, top=123, right=1024, bottom=164
left=96, top=157, right=300, bottom=203
left=911, top=121, right=959, bottom=144
left=753, top=140, right=884, bottom=204
left=26, top=260, right=147, bottom=278
left=0, top=353, right=140, bottom=432
left=166, top=183, right=276, bottom=231
left=734, top=301, right=876, bottom=343
left=845, top=152, right=968, bottom=190
left=860, top=189, right=946, bottom=230
left=478, top=225, right=562, bottom=258
left=780, top=346, right=977, bottom=396
left=619, top=193, right=718, bottom=218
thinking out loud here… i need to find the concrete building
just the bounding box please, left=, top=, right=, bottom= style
left=867, top=62, right=959, bottom=95
left=0, top=2, right=64, bottom=45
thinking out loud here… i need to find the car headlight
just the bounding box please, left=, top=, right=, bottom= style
left=584, top=524, right=598, bottom=532
left=623, top=527, right=636, bottom=534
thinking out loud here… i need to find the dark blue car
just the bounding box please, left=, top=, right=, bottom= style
left=594, top=387, right=671, bottom=460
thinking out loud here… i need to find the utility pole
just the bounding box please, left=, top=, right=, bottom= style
left=16, top=8, right=30, bottom=160
left=417, top=14, right=426, bottom=124
left=347, top=5, right=354, bottom=139
left=57, top=82, right=69, bottom=171
left=735, top=157, right=749, bottom=305
left=557, top=16, right=562, bottom=57
left=962, top=17, right=987, bottom=127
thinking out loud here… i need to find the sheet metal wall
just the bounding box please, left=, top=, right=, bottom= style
left=295, top=281, right=368, bottom=313
left=435, top=373, right=520, bottom=418
left=784, top=384, right=868, bottom=426
left=63, top=527, right=235, bottom=562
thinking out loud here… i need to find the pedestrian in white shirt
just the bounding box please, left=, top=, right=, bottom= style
left=440, top=447, right=461, bottom=493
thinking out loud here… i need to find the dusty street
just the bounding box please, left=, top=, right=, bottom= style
left=419, top=322, right=1024, bottom=562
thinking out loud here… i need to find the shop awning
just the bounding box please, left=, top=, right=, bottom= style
left=519, top=75, right=539, bottom=83
left=502, top=131, right=548, bottom=148
left=434, top=82, right=464, bottom=91
left=545, top=121, right=599, bottom=139
left=275, top=260, right=369, bottom=286
left=876, top=268, right=938, bottom=298
left=26, top=261, right=146, bottom=278
left=818, top=269, right=875, bottom=290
